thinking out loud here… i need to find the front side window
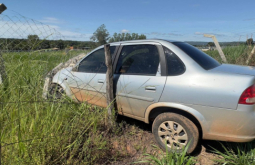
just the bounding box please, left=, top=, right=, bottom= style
left=164, top=46, right=185, bottom=76
left=115, top=44, right=159, bottom=76
left=78, top=46, right=116, bottom=73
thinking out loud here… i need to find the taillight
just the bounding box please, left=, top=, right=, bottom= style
left=239, top=85, right=255, bottom=105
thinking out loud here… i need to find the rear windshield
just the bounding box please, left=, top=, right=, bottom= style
left=172, top=42, right=221, bottom=70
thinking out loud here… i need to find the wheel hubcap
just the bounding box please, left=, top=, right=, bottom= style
left=158, top=121, right=188, bottom=150
left=50, top=85, right=64, bottom=99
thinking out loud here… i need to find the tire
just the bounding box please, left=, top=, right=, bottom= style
left=152, top=113, right=199, bottom=154
left=48, top=84, right=65, bottom=99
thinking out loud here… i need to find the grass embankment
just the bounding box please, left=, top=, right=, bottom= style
left=1, top=45, right=255, bottom=164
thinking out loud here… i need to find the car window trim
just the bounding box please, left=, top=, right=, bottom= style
left=76, top=45, right=120, bottom=73
left=113, top=43, right=167, bottom=76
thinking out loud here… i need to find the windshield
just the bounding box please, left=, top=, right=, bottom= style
left=172, top=42, right=221, bottom=70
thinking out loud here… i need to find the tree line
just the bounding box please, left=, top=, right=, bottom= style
left=90, top=24, right=146, bottom=46
left=0, top=24, right=147, bottom=51
left=0, top=36, right=94, bottom=51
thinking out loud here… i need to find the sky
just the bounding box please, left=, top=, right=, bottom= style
left=1, top=0, right=255, bottom=42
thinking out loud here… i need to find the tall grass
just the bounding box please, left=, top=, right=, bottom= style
left=213, top=142, right=255, bottom=165
left=0, top=50, right=116, bottom=164
left=206, top=44, right=255, bottom=65
left=136, top=144, right=196, bottom=165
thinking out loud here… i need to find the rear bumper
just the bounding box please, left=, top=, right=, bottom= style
left=200, top=104, right=255, bottom=142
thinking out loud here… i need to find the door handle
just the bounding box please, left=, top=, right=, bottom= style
left=98, top=79, right=104, bottom=84
left=145, top=86, right=156, bottom=91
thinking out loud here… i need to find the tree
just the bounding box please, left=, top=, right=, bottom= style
left=40, top=40, right=50, bottom=49
left=56, top=39, right=65, bottom=49
left=27, top=34, right=39, bottom=41
left=27, top=34, right=40, bottom=50
left=90, top=24, right=110, bottom=45
left=108, top=33, right=146, bottom=42
left=138, top=34, right=146, bottom=40
left=207, top=42, right=215, bottom=47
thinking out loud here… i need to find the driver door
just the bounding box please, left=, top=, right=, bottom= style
left=68, top=46, right=117, bottom=107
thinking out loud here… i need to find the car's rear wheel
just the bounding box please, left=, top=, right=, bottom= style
left=48, top=84, right=65, bottom=99
left=152, top=113, right=199, bottom=154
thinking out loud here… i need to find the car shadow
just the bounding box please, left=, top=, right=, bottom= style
left=116, top=114, right=152, bottom=132
left=116, top=115, right=255, bottom=157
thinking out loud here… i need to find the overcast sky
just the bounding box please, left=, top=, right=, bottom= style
left=1, top=0, right=255, bottom=42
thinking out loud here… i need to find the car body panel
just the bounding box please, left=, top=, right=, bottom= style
left=211, top=64, right=255, bottom=76
left=160, top=70, right=254, bottom=109
left=69, top=72, right=107, bottom=107
left=52, top=67, right=75, bottom=100
left=116, top=74, right=166, bottom=116
left=189, top=104, right=255, bottom=142
left=115, top=42, right=167, bottom=116
left=144, top=102, right=255, bottom=142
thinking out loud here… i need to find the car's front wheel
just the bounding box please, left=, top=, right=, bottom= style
left=48, top=83, right=65, bottom=99
left=152, top=113, right=199, bottom=154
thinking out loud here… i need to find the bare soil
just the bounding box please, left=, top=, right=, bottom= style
left=103, top=116, right=222, bottom=165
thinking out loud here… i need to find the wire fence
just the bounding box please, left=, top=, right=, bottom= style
left=0, top=10, right=110, bottom=164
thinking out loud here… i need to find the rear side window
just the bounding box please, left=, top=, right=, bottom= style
left=164, top=46, right=185, bottom=76
left=78, top=46, right=116, bottom=73
left=172, top=42, right=220, bottom=70
left=115, top=44, right=159, bottom=76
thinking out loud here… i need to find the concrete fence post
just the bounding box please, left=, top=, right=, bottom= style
left=204, top=34, right=228, bottom=63
left=246, top=45, right=255, bottom=65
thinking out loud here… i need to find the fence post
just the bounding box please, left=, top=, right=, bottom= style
left=246, top=45, right=255, bottom=65
left=0, top=4, right=7, bottom=87
left=0, top=4, right=7, bottom=165
left=204, top=34, right=228, bottom=63
left=104, top=44, right=115, bottom=127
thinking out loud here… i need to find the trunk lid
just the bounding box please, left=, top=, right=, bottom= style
left=210, top=64, right=255, bottom=76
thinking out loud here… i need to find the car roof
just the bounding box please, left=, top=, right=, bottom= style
left=109, top=39, right=183, bottom=45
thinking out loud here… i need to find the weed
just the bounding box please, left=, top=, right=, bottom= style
left=135, top=144, right=196, bottom=165
left=210, top=142, right=255, bottom=165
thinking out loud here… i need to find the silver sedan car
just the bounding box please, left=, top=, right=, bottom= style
left=50, top=39, right=255, bottom=153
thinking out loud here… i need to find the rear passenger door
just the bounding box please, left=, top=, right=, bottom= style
left=114, top=43, right=167, bottom=118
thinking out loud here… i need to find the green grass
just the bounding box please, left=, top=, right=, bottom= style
left=206, top=44, right=255, bottom=65
left=136, top=144, right=196, bottom=165
left=0, top=49, right=118, bottom=164
left=213, top=142, right=255, bottom=165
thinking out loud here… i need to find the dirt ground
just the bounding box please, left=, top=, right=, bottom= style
left=104, top=116, right=223, bottom=165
